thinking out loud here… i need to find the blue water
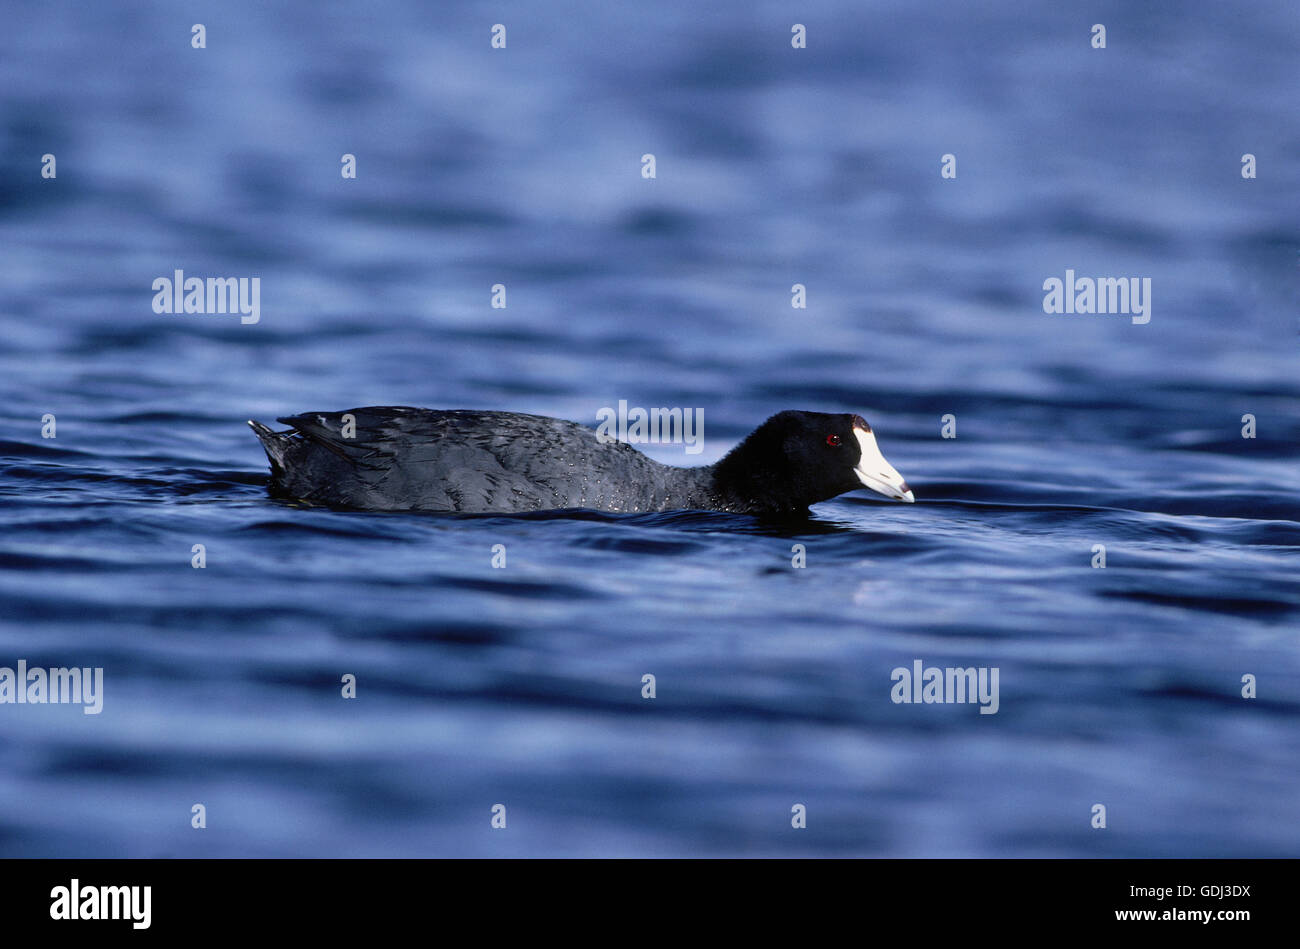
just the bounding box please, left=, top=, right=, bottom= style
left=1, top=0, right=1298, bottom=856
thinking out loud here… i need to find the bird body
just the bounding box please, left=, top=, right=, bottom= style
left=249, top=407, right=913, bottom=515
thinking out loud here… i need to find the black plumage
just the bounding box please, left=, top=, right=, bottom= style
left=249, top=407, right=913, bottom=514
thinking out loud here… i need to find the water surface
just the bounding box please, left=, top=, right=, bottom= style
left=0, top=0, right=1297, bottom=856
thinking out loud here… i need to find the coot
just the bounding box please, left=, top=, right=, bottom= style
left=249, top=407, right=914, bottom=514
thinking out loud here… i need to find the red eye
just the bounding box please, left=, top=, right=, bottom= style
left=826, top=434, right=841, bottom=447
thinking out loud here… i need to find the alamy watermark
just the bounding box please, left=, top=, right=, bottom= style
left=152, top=270, right=260, bottom=324
left=0, top=660, right=103, bottom=714
left=50, top=879, right=150, bottom=929
left=595, top=400, right=703, bottom=454
left=891, top=659, right=999, bottom=714
left=1042, top=269, right=1150, bottom=324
